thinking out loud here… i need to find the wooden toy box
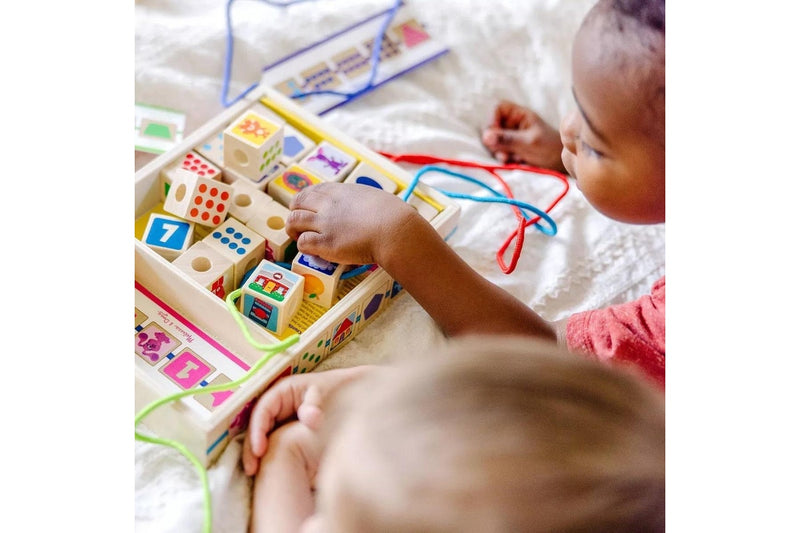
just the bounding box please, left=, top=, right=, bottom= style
left=134, top=87, right=460, bottom=466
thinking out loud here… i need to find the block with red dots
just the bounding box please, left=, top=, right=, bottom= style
left=172, top=241, right=235, bottom=300
left=239, top=259, right=305, bottom=336
left=163, top=168, right=233, bottom=227
left=245, top=201, right=296, bottom=263
left=227, top=179, right=274, bottom=224
left=224, top=110, right=284, bottom=183
left=202, top=217, right=266, bottom=288
left=291, top=253, right=347, bottom=309
left=159, top=151, right=222, bottom=201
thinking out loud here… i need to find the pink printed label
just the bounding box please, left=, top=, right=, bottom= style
left=135, top=324, right=180, bottom=366
left=161, top=350, right=214, bottom=389
left=211, top=390, right=233, bottom=407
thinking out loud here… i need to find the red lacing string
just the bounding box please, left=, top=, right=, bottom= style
left=378, top=151, right=570, bottom=274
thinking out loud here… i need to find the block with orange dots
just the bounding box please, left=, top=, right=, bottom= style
left=245, top=201, right=296, bottom=263
left=163, top=168, right=233, bottom=227
left=291, top=253, right=347, bottom=309
left=267, top=164, right=324, bottom=208
left=159, top=150, right=222, bottom=201
left=239, top=260, right=305, bottom=336
left=224, top=110, right=284, bottom=183
left=227, top=179, right=274, bottom=225
left=172, top=241, right=235, bottom=300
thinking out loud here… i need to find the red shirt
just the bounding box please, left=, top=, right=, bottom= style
left=566, top=276, right=665, bottom=388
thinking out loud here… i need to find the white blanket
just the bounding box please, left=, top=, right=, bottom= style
left=135, top=0, right=665, bottom=530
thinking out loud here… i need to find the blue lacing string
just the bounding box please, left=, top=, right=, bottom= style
left=402, top=165, right=558, bottom=236
left=340, top=165, right=558, bottom=280
left=222, top=0, right=403, bottom=107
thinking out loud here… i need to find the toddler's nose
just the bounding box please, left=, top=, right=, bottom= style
left=559, top=110, right=579, bottom=155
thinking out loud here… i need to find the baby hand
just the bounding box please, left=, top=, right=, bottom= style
left=242, top=365, right=375, bottom=476
left=287, top=182, right=420, bottom=266
left=481, top=99, right=566, bottom=172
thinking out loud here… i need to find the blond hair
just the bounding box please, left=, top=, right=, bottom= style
left=316, top=336, right=665, bottom=532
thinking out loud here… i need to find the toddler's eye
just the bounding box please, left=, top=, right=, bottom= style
left=580, top=140, right=603, bottom=158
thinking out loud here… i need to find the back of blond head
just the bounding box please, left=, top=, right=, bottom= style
left=318, top=336, right=665, bottom=533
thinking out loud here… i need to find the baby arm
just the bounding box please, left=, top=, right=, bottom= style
left=243, top=365, right=376, bottom=476
left=287, top=182, right=556, bottom=340
left=250, top=421, right=321, bottom=533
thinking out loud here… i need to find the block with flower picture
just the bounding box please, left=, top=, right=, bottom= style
left=223, top=111, right=284, bottom=183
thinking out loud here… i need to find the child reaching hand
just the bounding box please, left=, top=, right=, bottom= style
left=284, top=0, right=666, bottom=384
left=247, top=336, right=665, bottom=532
left=243, top=0, right=666, bottom=510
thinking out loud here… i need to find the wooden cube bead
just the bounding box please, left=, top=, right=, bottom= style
left=142, top=213, right=195, bottom=261
left=172, top=241, right=236, bottom=300
left=163, top=168, right=233, bottom=227
left=239, top=259, right=305, bottom=335
left=291, top=253, right=348, bottom=309
left=202, top=218, right=266, bottom=288
left=245, top=201, right=296, bottom=263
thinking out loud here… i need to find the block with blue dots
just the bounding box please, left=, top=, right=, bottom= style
left=202, top=218, right=266, bottom=288
left=195, top=131, right=225, bottom=168
left=343, top=161, right=399, bottom=194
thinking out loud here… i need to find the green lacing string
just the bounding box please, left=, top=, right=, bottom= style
left=135, top=288, right=300, bottom=533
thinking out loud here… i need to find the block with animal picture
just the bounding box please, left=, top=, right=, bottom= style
left=239, top=260, right=305, bottom=336
left=291, top=253, right=348, bottom=309
left=224, top=110, right=284, bottom=183
left=172, top=241, right=236, bottom=300
left=159, top=151, right=222, bottom=201
left=202, top=217, right=266, bottom=288
left=142, top=212, right=195, bottom=261
left=245, top=201, right=296, bottom=263
left=343, top=161, right=399, bottom=193
left=163, top=168, right=233, bottom=227
left=267, top=164, right=324, bottom=208
left=298, top=141, right=357, bottom=182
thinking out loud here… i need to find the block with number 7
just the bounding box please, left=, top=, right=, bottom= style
left=142, top=213, right=195, bottom=261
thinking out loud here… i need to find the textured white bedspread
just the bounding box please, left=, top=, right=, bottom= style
left=135, top=0, right=665, bottom=530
